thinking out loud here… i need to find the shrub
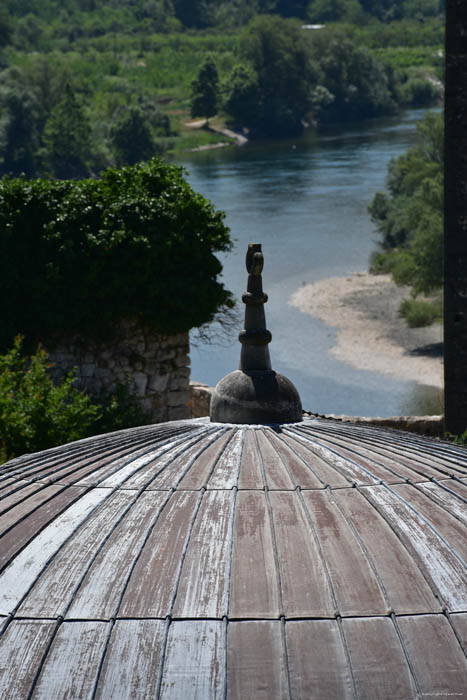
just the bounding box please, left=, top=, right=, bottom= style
left=0, top=338, right=155, bottom=464
left=0, top=336, right=100, bottom=463
left=398, top=297, right=442, bottom=327
left=0, top=157, right=233, bottom=352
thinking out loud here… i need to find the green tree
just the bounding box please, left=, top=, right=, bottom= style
left=111, top=108, right=158, bottom=165
left=0, top=7, right=12, bottom=48
left=369, top=111, right=443, bottom=295
left=225, top=15, right=320, bottom=135
left=190, top=54, right=220, bottom=123
left=41, top=84, right=92, bottom=179
left=0, top=336, right=100, bottom=463
left=0, top=68, right=42, bottom=176
left=311, top=31, right=396, bottom=122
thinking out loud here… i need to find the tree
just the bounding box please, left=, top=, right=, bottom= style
left=41, top=84, right=92, bottom=178
left=369, top=112, right=443, bottom=292
left=225, top=15, right=320, bottom=135
left=0, top=67, right=42, bottom=176
left=0, top=336, right=100, bottom=463
left=190, top=55, right=220, bottom=123
left=111, top=108, right=158, bottom=165
left=311, top=31, right=396, bottom=123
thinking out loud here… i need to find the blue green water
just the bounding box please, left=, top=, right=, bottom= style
left=179, top=109, right=442, bottom=417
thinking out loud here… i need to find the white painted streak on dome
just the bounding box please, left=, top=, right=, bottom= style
left=0, top=488, right=108, bottom=613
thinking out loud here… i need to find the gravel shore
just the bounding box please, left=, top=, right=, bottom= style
left=290, top=272, right=443, bottom=388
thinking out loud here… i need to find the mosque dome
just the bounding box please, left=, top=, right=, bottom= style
left=0, top=245, right=466, bottom=698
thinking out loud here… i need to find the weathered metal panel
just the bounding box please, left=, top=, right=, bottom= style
left=0, top=487, right=107, bottom=614
left=256, top=429, right=294, bottom=489
left=229, top=490, right=280, bottom=619
left=334, top=488, right=440, bottom=614
left=268, top=491, right=335, bottom=617
left=285, top=429, right=378, bottom=485
left=450, top=613, right=467, bottom=655
left=172, top=490, right=234, bottom=618
left=95, top=619, right=165, bottom=700
left=227, top=621, right=288, bottom=700
left=120, top=429, right=212, bottom=489
left=119, top=491, right=200, bottom=618
left=66, top=490, right=168, bottom=619
left=17, top=490, right=134, bottom=618
left=207, top=429, right=244, bottom=489
left=281, top=434, right=351, bottom=487
left=0, top=484, right=69, bottom=537
left=342, top=617, right=418, bottom=700
left=301, top=435, right=409, bottom=485
left=364, top=485, right=467, bottom=611
left=285, top=620, right=353, bottom=699
left=0, top=482, right=44, bottom=514
left=264, top=432, right=326, bottom=488
left=417, top=481, right=467, bottom=525
left=392, top=483, right=467, bottom=560
left=32, top=621, right=109, bottom=700
left=397, top=614, right=467, bottom=696
left=0, top=484, right=90, bottom=573
left=237, top=429, right=264, bottom=489
left=308, top=425, right=458, bottom=482
left=301, top=490, right=389, bottom=615
left=0, top=620, right=55, bottom=700
left=159, top=620, right=225, bottom=700
left=303, top=429, right=439, bottom=483
left=161, top=431, right=231, bottom=490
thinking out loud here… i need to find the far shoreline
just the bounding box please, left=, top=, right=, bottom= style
left=289, top=272, right=443, bottom=389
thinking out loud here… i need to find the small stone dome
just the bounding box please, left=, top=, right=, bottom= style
left=0, top=417, right=466, bottom=698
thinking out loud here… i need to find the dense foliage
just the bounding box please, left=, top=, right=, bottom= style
left=0, top=1, right=443, bottom=175
left=0, top=336, right=99, bottom=463
left=0, top=157, right=233, bottom=351
left=225, top=16, right=321, bottom=135
left=190, top=54, right=220, bottom=121
left=0, top=336, right=153, bottom=464
left=369, top=111, right=443, bottom=322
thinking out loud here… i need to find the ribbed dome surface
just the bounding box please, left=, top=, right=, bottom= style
left=0, top=417, right=466, bottom=699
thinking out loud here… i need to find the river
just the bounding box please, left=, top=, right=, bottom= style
left=178, top=109, right=441, bottom=417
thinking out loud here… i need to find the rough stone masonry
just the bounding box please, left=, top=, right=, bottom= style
left=48, top=319, right=191, bottom=423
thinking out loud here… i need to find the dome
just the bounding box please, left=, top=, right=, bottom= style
left=0, top=416, right=466, bottom=698
left=1, top=243, right=466, bottom=698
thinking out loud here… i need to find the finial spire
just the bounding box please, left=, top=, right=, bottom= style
left=239, top=244, right=271, bottom=371
left=210, top=243, right=302, bottom=425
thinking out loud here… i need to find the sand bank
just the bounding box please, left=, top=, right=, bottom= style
left=290, top=272, right=443, bottom=388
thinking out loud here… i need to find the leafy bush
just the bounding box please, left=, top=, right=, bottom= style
left=369, top=111, right=443, bottom=296
left=398, top=297, right=442, bottom=327
left=0, top=157, right=233, bottom=352
left=0, top=336, right=100, bottom=463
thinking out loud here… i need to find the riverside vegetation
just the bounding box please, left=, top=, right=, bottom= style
left=0, top=1, right=443, bottom=177
left=369, top=110, right=443, bottom=328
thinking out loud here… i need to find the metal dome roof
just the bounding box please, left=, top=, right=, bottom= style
left=0, top=416, right=466, bottom=699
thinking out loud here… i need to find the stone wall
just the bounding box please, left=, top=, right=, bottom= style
left=49, top=320, right=190, bottom=423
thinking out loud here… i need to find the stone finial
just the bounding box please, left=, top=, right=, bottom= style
left=210, top=243, right=302, bottom=425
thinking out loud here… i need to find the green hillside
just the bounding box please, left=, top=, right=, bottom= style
left=0, top=1, right=443, bottom=178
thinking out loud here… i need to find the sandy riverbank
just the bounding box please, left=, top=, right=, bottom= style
left=290, top=272, right=443, bottom=388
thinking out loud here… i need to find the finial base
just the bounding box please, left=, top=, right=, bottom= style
left=210, top=370, right=303, bottom=425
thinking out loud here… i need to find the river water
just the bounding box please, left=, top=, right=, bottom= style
left=179, top=109, right=442, bottom=417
